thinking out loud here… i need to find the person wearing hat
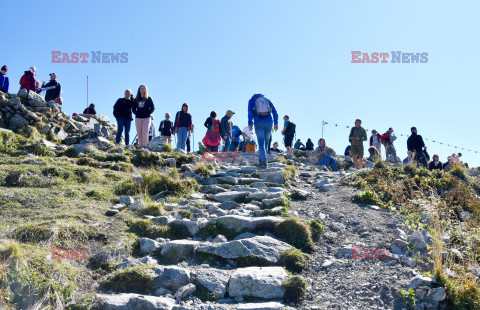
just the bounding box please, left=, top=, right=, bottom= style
left=0, top=65, right=9, bottom=93
left=19, top=66, right=39, bottom=93
left=369, top=129, right=381, bottom=158
left=281, top=115, right=295, bottom=154
left=83, top=103, right=97, bottom=115
left=220, top=110, right=235, bottom=152
left=42, top=73, right=62, bottom=103
left=159, top=113, right=173, bottom=146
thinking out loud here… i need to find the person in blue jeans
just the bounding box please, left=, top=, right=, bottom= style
left=174, top=103, right=193, bottom=151
left=113, top=89, right=134, bottom=145
left=247, top=93, right=279, bottom=169
left=314, top=138, right=339, bottom=171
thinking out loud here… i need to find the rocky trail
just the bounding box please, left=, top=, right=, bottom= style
left=95, top=152, right=446, bottom=310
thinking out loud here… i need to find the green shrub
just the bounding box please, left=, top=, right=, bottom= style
left=161, top=144, right=173, bottom=153
left=289, top=190, right=307, bottom=201
left=142, top=170, right=199, bottom=196
left=194, top=163, right=213, bottom=177
left=373, top=160, right=387, bottom=170
left=101, top=265, right=154, bottom=294
left=139, top=204, right=164, bottom=216
left=168, top=222, right=192, bottom=239
left=131, top=151, right=162, bottom=167
left=178, top=210, right=194, bottom=219
left=308, top=219, right=324, bottom=241
left=283, top=275, right=307, bottom=304
left=280, top=249, right=309, bottom=273
left=284, top=165, right=298, bottom=181
left=114, top=179, right=142, bottom=196
left=12, top=223, right=53, bottom=243
left=275, top=217, right=314, bottom=252
left=450, top=165, right=467, bottom=181
left=352, top=190, right=381, bottom=205
left=127, top=219, right=169, bottom=239
left=58, top=147, right=78, bottom=158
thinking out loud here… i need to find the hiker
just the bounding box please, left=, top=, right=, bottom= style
left=247, top=93, right=278, bottom=168
left=113, top=89, right=134, bottom=145
left=204, top=111, right=217, bottom=131
left=174, top=103, right=193, bottom=151
left=294, top=139, right=305, bottom=151
left=443, top=154, right=456, bottom=171
left=220, top=110, right=234, bottom=152
left=42, top=73, right=62, bottom=104
left=281, top=115, right=295, bottom=154
left=132, top=84, right=155, bottom=148
left=202, top=119, right=221, bottom=152
left=269, top=141, right=282, bottom=154
left=305, top=138, right=314, bottom=151
left=344, top=145, right=352, bottom=157
left=148, top=115, right=156, bottom=142
left=159, top=113, right=173, bottom=146
left=230, top=123, right=242, bottom=152
left=369, top=130, right=381, bottom=157
left=380, top=128, right=397, bottom=162
left=349, top=119, right=367, bottom=169
left=428, top=154, right=443, bottom=171
left=403, top=151, right=412, bottom=164
left=0, top=65, right=9, bottom=93
left=407, top=126, right=427, bottom=167
left=367, top=146, right=380, bottom=162
left=242, top=125, right=256, bottom=153
left=315, top=138, right=339, bottom=171
left=83, top=104, right=97, bottom=115
left=19, top=66, right=39, bottom=93
left=197, top=142, right=206, bottom=155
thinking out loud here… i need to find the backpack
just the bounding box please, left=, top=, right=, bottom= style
left=20, top=74, right=29, bottom=86
left=284, top=122, right=296, bottom=136
left=253, top=96, right=272, bottom=117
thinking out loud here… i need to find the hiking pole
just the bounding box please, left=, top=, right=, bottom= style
left=131, top=134, right=137, bottom=146
left=322, top=120, right=324, bottom=138
left=192, top=129, right=195, bottom=153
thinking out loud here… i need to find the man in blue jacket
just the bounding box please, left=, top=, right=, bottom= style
left=0, top=65, right=9, bottom=93
left=248, top=93, right=279, bottom=169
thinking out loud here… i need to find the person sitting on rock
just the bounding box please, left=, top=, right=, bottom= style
left=159, top=113, right=173, bottom=146
left=19, top=66, right=40, bottom=93
left=344, top=145, right=352, bottom=157
left=83, top=103, right=97, bottom=115
left=269, top=141, right=282, bottom=154
left=0, top=65, right=9, bottom=93
left=197, top=142, right=206, bottom=155
left=367, top=146, right=381, bottom=162
left=42, top=73, right=63, bottom=105
left=428, top=154, right=443, bottom=171
left=294, top=139, right=305, bottom=151
left=242, top=125, right=257, bottom=153
left=305, top=138, right=314, bottom=151
left=315, top=138, right=339, bottom=171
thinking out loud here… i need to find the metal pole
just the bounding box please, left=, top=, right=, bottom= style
left=87, top=76, right=89, bottom=110
left=322, top=121, right=324, bottom=138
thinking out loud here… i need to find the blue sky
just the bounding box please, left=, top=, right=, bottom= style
left=2, top=1, right=479, bottom=165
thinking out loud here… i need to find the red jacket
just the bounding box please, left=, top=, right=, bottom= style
left=19, top=71, right=37, bottom=92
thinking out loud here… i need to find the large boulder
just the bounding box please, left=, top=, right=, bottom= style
left=228, top=267, right=289, bottom=299
left=9, top=114, right=28, bottom=130
left=211, top=191, right=251, bottom=203
left=160, top=240, right=202, bottom=263
left=95, top=293, right=174, bottom=310
left=197, top=236, right=292, bottom=264
left=147, top=136, right=168, bottom=152
left=258, top=170, right=285, bottom=185
left=207, top=215, right=282, bottom=233
left=153, top=266, right=191, bottom=291
left=195, top=268, right=230, bottom=298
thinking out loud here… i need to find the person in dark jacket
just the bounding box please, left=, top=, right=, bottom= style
left=428, top=154, right=443, bottom=171
left=220, top=110, right=234, bottom=152
left=19, top=67, right=39, bottom=93
left=42, top=73, right=62, bottom=102
left=305, top=138, right=314, bottom=151
left=407, top=127, right=427, bottom=167
left=0, top=65, right=9, bottom=93
left=132, top=84, right=155, bottom=148
left=159, top=113, right=173, bottom=146
left=113, top=89, right=134, bottom=145
left=174, top=103, right=193, bottom=151
left=294, top=139, right=305, bottom=150
left=204, top=111, right=217, bottom=131
left=83, top=103, right=97, bottom=115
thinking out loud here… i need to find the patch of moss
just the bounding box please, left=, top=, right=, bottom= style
left=308, top=220, right=324, bottom=242
left=352, top=190, right=381, bottom=205
left=139, top=204, right=164, bottom=216
left=127, top=219, right=170, bottom=239
left=178, top=209, right=194, bottom=219
left=168, top=222, right=192, bottom=239
left=280, top=249, right=309, bottom=273
left=289, top=190, right=307, bottom=201
left=284, top=165, right=298, bottom=181
left=275, top=217, right=314, bottom=252
left=193, top=283, right=220, bottom=302
left=283, top=275, right=307, bottom=304
left=101, top=265, right=154, bottom=294
left=198, top=222, right=238, bottom=240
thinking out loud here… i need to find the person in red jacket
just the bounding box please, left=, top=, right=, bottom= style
left=202, top=119, right=221, bottom=152
left=19, top=66, right=40, bottom=93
